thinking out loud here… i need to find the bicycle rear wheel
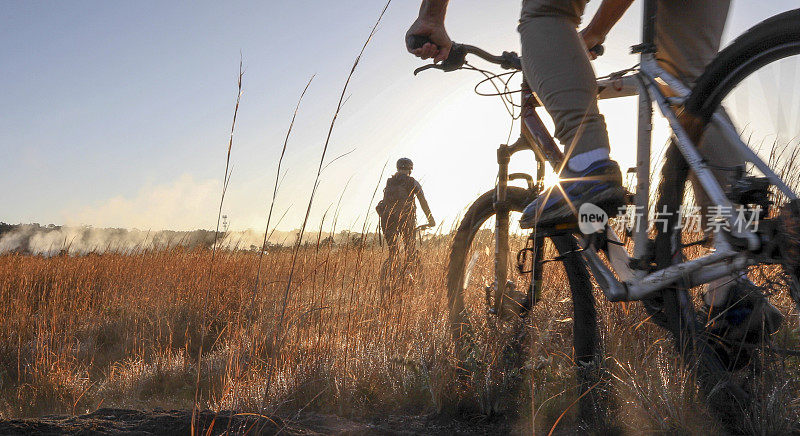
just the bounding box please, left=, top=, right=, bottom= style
left=656, top=8, right=800, bottom=430
left=684, top=6, right=800, bottom=349
left=687, top=9, right=800, bottom=315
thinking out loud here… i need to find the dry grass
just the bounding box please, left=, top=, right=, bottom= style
left=1, top=235, right=798, bottom=434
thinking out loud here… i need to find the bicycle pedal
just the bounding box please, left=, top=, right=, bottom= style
left=531, top=221, right=580, bottom=237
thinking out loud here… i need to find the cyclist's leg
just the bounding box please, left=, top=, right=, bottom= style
left=384, top=216, right=401, bottom=265
left=403, top=217, right=417, bottom=266
left=655, top=0, right=730, bottom=84
left=656, top=0, right=742, bottom=225
left=518, top=1, right=624, bottom=228
left=402, top=219, right=417, bottom=271
left=656, top=1, right=738, bottom=278
left=519, top=1, right=609, bottom=165
left=656, top=0, right=740, bottom=230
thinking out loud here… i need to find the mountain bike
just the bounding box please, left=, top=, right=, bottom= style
left=379, top=224, right=432, bottom=303
left=410, top=3, right=800, bottom=430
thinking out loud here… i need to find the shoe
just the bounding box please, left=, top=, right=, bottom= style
left=704, top=278, right=784, bottom=370
left=520, top=159, right=626, bottom=230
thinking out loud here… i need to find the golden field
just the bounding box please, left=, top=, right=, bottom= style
left=1, top=235, right=798, bottom=434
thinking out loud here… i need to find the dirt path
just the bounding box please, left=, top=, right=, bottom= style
left=0, top=408, right=511, bottom=435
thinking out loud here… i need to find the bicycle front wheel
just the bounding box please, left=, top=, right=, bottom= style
left=446, top=187, right=593, bottom=349
left=446, top=187, right=532, bottom=341
left=446, top=186, right=606, bottom=422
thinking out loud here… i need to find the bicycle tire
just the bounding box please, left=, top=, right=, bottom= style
left=446, top=186, right=606, bottom=423
left=656, top=9, right=800, bottom=429
left=661, top=6, right=800, bottom=340
left=448, top=187, right=528, bottom=336
left=686, top=8, right=800, bottom=122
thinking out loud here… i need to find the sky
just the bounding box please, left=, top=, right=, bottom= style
left=2, top=0, right=798, bottom=235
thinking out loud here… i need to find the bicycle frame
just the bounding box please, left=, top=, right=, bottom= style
left=495, top=0, right=800, bottom=306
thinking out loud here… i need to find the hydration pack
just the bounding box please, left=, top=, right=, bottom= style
left=376, top=173, right=416, bottom=218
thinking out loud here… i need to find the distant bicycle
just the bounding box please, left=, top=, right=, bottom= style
left=379, top=224, right=432, bottom=303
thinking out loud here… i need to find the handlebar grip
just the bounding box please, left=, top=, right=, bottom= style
left=406, top=34, right=436, bottom=51
left=589, top=44, right=605, bottom=57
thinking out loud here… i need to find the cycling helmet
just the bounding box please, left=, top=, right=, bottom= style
left=397, top=158, right=413, bottom=171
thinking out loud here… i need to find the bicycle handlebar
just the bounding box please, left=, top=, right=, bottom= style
left=407, top=35, right=603, bottom=75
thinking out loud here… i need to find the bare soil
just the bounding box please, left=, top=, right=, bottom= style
left=0, top=409, right=512, bottom=435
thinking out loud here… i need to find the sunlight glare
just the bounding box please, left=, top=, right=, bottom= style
left=543, top=170, right=560, bottom=188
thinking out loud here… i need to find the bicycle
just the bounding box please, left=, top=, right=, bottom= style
left=410, top=2, right=800, bottom=430
left=379, top=224, right=432, bottom=303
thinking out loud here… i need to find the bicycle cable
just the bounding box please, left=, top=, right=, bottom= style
left=462, top=62, right=523, bottom=144
left=462, top=63, right=519, bottom=118
left=596, top=64, right=640, bottom=81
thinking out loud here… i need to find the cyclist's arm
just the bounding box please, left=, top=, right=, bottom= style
left=406, top=0, right=452, bottom=63
left=581, top=0, right=635, bottom=59
left=414, top=181, right=435, bottom=226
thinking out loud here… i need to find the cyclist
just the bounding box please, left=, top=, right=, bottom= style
left=406, top=0, right=781, bottom=352
left=377, top=158, right=435, bottom=267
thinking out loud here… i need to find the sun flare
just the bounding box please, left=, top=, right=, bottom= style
left=543, top=170, right=561, bottom=188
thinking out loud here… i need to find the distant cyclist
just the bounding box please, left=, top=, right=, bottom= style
left=377, top=158, right=435, bottom=266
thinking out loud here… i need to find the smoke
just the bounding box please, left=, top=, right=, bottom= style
left=0, top=224, right=379, bottom=256
left=0, top=224, right=215, bottom=256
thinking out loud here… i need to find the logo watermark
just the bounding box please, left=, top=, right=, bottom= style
left=578, top=203, right=762, bottom=235
left=578, top=203, right=608, bottom=234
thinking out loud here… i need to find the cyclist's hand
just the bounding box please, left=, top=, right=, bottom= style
left=580, top=28, right=606, bottom=60
left=406, top=18, right=452, bottom=63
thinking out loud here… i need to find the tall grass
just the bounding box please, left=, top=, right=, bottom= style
left=1, top=234, right=797, bottom=432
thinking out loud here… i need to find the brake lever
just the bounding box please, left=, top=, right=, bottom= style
left=413, top=64, right=444, bottom=76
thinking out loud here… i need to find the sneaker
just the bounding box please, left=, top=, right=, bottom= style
left=520, top=159, right=626, bottom=230
left=704, top=278, right=784, bottom=370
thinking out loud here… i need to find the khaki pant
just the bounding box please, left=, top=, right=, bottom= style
left=518, top=0, right=743, bottom=192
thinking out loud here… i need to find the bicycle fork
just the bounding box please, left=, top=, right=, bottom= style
left=492, top=144, right=511, bottom=315
left=491, top=141, right=547, bottom=315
